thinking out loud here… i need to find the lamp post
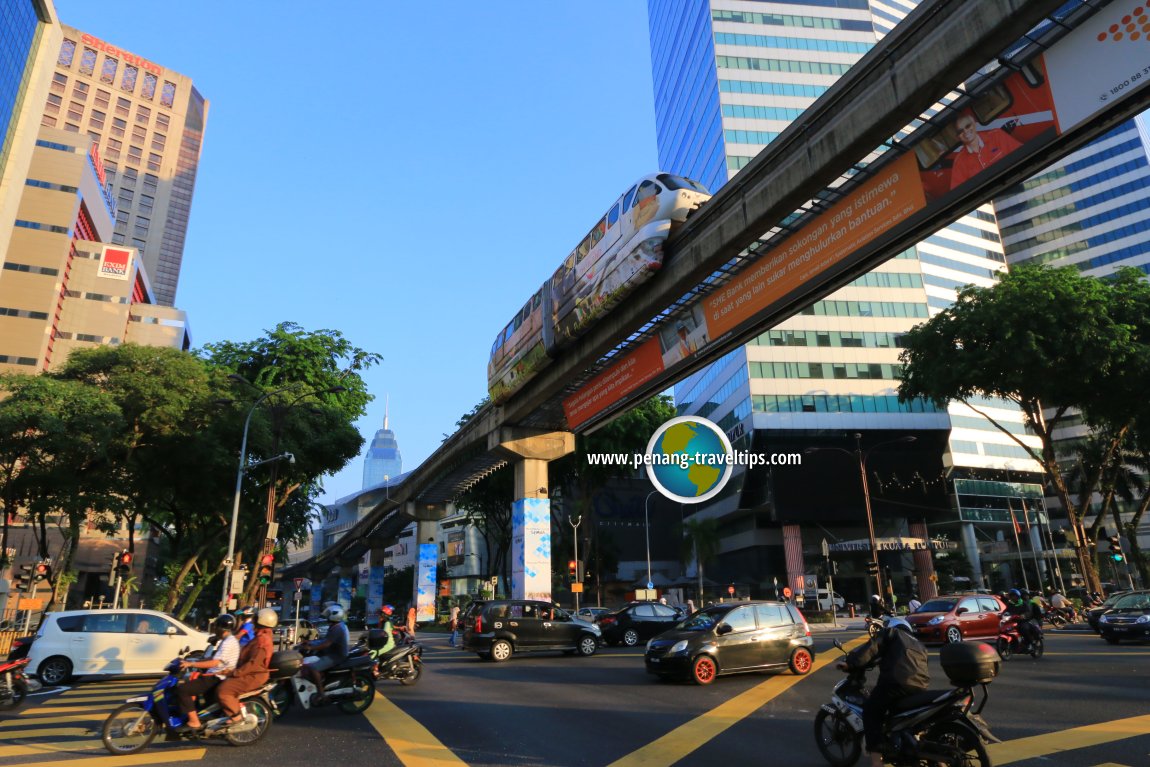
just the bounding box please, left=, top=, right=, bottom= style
left=569, top=514, right=582, bottom=613
left=644, top=491, right=658, bottom=594
left=805, top=434, right=917, bottom=603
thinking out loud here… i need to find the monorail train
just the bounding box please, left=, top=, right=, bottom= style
left=488, top=173, right=711, bottom=404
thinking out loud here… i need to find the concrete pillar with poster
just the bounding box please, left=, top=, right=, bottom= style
left=782, top=524, right=806, bottom=607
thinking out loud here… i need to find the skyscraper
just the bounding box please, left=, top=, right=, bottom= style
left=363, top=400, right=403, bottom=489
left=648, top=1, right=1042, bottom=598
left=42, top=25, right=207, bottom=306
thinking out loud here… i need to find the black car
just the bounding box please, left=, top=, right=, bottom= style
left=1097, top=590, right=1150, bottom=643
left=596, top=601, right=683, bottom=646
left=645, top=600, right=815, bottom=685
left=1086, top=591, right=1131, bottom=632
left=460, top=599, right=601, bottom=662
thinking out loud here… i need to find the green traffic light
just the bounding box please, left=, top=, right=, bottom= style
left=1112, top=553, right=1125, bottom=562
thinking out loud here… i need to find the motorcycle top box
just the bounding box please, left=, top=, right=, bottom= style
left=939, top=642, right=999, bottom=685
left=367, top=630, right=391, bottom=649
left=269, top=650, right=303, bottom=680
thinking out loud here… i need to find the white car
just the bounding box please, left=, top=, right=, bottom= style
left=27, top=608, right=211, bottom=685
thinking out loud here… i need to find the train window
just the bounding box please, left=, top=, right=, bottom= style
left=577, top=235, right=592, bottom=262
left=636, top=180, right=659, bottom=202
left=608, top=204, right=620, bottom=227
left=621, top=186, right=637, bottom=213
left=658, top=174, right=709, bottom=194
left=532, top=292, right=542, bottom=309
left=590, top=218, right=606, bottom=246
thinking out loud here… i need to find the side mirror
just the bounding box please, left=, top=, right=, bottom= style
left=166, top=626, right=177, bottom=635
left=832, top=639, right=844, bottom=651
left=716, top=623, right=733, bottom=636
left=955, top=607, right=968, bottom=615
left=180, top=646, right=190, bottom=654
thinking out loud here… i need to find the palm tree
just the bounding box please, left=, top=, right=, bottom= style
left=681, top=518, right=720, bottom=601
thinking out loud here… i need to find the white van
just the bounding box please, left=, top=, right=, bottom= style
left=811, top=590, right=845, bottom=611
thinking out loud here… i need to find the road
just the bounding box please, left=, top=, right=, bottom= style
left=1, top=628, right=1146, bottom=767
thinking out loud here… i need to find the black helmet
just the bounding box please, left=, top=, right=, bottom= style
left=1007, top=589, right=1021, bottom=601
left=214, top=614, right=237, bottom=632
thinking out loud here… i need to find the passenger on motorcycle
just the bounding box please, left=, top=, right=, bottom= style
left=1003, top=589, right=1041, bottom=648
left=176, top=614, right=240, bottom=731
left=838, top=616, right=930, bottom=767
left=299, top=604, right=351, bottom=702
left=217, top=607, right=277, bottom=725
left=234, top=607, right=256, bottom=648
left=1047, top=588, right=1073, bottom=620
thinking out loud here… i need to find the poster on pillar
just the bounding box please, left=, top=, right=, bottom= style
left=310, top=584, right=323, bottom=612
left=511, top=497, right=551, bottom=601
left=337, top=577, right=353, bottom=611
left=416, top=543, right=437, bottom=624
left=366, top=565, right=385, bottom=626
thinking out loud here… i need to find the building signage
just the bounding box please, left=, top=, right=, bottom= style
left=98, top=245, right=133, bottom=280
left=827, top=537, right=959, bottom=553
left=79, top=33, right=162, bottom=75
left=88, top=142, right=106, bottom=187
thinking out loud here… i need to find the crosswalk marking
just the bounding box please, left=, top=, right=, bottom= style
left=16, top=704, right=118, bottom=716
left=0, top=748, right=208, bottom=767
left=0, top=712, right=102, bottom=725
left=0, top=726, right=93, bottom=738
left=989, top=714, right=1150, bottom=765
left=0, top=741, right=107, bottom=758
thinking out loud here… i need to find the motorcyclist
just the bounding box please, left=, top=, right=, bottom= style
left=298, top=604, right=350, bottom=701
left=234, top=607, right=256, bottom=647
left=1047, top=587, right=1073, bottom=621
left=838, top=616, right=930, bottom=767
left=217, top=607, right=277, bottom=725
left=1003, top=588, right=1041, bottom=649
left=176, top=614, right=240, bottom=731
left=376, top=604, right=398, bottom=656
left=869, top=594, right=891, bottom=620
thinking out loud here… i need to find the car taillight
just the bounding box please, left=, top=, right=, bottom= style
left=475, top=615, right=482, bottom=633
left=599, top=616, right=616, bottom=625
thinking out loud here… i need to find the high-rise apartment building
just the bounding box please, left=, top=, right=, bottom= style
left=42, top=25, right=207, bottom=307
left=648, top=1, right=1043, bottom=600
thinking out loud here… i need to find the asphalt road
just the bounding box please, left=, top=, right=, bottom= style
left=2, top=628, right=1147, bottom=767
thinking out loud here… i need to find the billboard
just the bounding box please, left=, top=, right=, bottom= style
left=563, top=4, right=1150, bottom=431
left=98, top=245, right=134, bottom=281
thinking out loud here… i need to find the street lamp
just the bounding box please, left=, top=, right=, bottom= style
left=569, top=514, right=582, bottom=613
left=804, top=434, right=917, bottom=603
left=644, top=491, right=659, bottom=593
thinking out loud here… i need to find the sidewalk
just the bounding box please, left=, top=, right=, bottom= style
left=807, top=615, right=866, bottom=633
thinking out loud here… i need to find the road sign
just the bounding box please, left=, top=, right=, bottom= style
left=727, top=585, right=735, bottom=595
left=571, top=583, right=584, bottom=594
left=821, top=538, right=829, bottom=558
left=293, top=577, right=304, bottom=590
left=647, top=581, right=654, bottom=589
left=230, top=571, right=246, bottom=593
left=783, top=587, right=792, bottom=598
left=294, top=589, right=302, bottom=601
left=18, top=598, right=43, bottom=610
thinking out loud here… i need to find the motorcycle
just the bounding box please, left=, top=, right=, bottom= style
left=351, top=628, right=423, bottom=686
left=864, top=617, right=883, bottom=638
left=267, top=647, right=376, bottom=718
left=813, top=639, right=1001, bottom=767
left=100, top=648, right=277, bottom=755
left=0, top=657, right=30, bottom=710
left=996, top=614, right=1044, bottom=660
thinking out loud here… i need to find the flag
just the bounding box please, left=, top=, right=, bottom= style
left=1009, top=507, right=1021, bottom=536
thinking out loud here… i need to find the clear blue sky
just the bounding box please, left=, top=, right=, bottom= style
left=54, top=1, right=660, bottom=504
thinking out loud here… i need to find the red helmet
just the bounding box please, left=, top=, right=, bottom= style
left=381, top=604, right=394, bottom=616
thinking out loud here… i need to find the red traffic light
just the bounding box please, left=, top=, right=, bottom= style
left=257, top=553, right=275, bottom=585
left=260, top=554, right=275, bottom=566
left=33, top=562, right=50, bottom=582
left=119, top=551, right=133, bottom=566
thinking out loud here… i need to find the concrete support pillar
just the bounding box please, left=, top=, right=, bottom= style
left=909, top=520, right=938, bottom=600
left=782, top=524, right=805, bottom=599
left=961, top=522, right=984, bottom=588
left=493, top=429, right=575, bottom=601
left=414, top=517, right=439, bottom=626
left=337, top=563, right=356, bottom=612
left=366, top=547, right=387, bottom=626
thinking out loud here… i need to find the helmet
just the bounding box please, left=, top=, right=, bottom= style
left=322, top=604, right=346, bottom=622
left=381, top=604, right=394, bottom=616
left=214, top=614, right=237, bottom=632
left=871, top=594, right=882, bottom=602
left=238, top=606, right=255, bottom=618
left=1007, top=588, right=1021, bottom=601
left=256, top=608, right=279, bottom=629
left=883, top=616, right=913, bottom=634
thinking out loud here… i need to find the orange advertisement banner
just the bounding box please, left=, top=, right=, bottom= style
left=703, top=152, right=927, bottom=337
left=563, top=337, right=665, bottom=429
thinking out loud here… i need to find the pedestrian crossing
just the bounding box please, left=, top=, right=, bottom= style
left=0, top=679, right=205, bottom=766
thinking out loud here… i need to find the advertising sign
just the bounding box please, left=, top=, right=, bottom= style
left=562, top=6, right=1150, bottom=431
left=416, top=544, right=437, bottom=623
left=98, top=245, right=133, bottom=281
left=510, top=497, right=551, bottom=601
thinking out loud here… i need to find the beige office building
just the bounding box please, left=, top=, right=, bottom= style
left=42, top=25, right=208, bottom=307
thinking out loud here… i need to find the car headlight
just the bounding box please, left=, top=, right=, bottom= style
left=927, top=616, right=944, bottom=626
left=1099, top=615, right=1110, bottom=623
left=1136, top=615, right=1149, bottom=624
left=670, top=640, right=688, bottom=654
left=646, top=638, right=655, bottom=652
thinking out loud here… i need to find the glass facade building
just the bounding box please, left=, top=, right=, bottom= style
left=0, top=0, right=42, bottom=177
left=362, top=410, right=403, bottom=490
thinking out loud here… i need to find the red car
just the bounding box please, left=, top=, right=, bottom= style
left=906, top=593, right=1005, bottom=644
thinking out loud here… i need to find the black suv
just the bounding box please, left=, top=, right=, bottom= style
left=645, top=600, right=815, bottom=685
left=460, top=600, right=601, bottom=662
left=596, top=601, right=683, bottom=646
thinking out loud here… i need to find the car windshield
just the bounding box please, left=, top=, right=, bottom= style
left=675, top=606, right=731, bottom=631
left=917, top=599, right=958, bottom=613
left=1111, top=593, right=1150, bottom=609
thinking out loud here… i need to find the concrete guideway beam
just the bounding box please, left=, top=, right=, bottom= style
left=503, top=0, right=1069, bottom=427
left=491, top=427, right=575, bottom=464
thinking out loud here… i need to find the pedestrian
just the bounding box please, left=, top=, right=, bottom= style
left=686, top=599, right=696, bottom=615
left=907, top=594, right=922, bottom=614
left=406, top=604, right=417, bottom=637
left=449, top=604, right=460, bottom=647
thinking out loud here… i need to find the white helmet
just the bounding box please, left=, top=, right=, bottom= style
left=322, top=604, right=346, bottom=622
left=883, top=616, right=913, bottom=634
left=256, top=608, right=279, bottom=629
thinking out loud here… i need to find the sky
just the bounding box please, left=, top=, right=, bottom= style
left=53, top=1, right=661, bottom=505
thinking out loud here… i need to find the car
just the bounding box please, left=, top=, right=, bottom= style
left=807, top=589, right=846, bottom=612
left=644, top=600, right=814, bottom=685
left=460, top=599, right=600, bottom=662
left=26, top=608, right=212, bottom=685
left=1087, top=591, right=1132, bottom=632
left=1097, top=590, right=1150, bottom=644
left=273, top=618, right=319, bottom=644
left=596, top=601, right=683, bottom=646
left=573, top=606, right=610, bottom=623
left=905, top=593, right=1006, bottom=644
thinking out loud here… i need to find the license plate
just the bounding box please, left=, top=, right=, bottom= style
left=126, top=696, right=149, bottom=703
left=649, top=658, right=659, bottom=663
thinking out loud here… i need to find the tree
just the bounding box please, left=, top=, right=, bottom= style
left=681, top=517, right=720, bottom=600
left=898, top=265, right=1150, bottom=593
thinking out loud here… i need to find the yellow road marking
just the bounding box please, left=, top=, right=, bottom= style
left=18, top=704, right=116, bottom=716
left=0, top=747, right=207, bottom=767
left=0, top=741, right=106, bottom=758
left=0, top=726, right=93, bottom=738
left=608, top=636, right=870, bottom=767
left=47, top=693, right=145, bottom=702
left=1091, top=763, right=1133, bottom=767
left=362, top=692, right=468, bottom=766
left=989, top=714, right=1150, bottom=765
left=0, top=713, right=102, bottom=725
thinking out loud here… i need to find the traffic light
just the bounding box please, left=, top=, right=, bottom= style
left=1109, top=536, right=1125, bottom=562
left=115, top=550, right=133, bottom=576
left=866, top=560, right=880, bottom=576
left=568, top=559, right=577, bottom=583
left=257, top=554, right=275, bottom=586
left=13, top=564, right=33, bottom=592
left=33, top=561, right=51, bottom=583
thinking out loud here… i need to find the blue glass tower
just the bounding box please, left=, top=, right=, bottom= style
left=362, top=400, right=402, bottom=489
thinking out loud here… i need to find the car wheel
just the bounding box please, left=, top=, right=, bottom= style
left=1103, top=634, right=1120, bottom=645
left=690, top=654, right=718, bottom=685
left=622, top=629, right=640, bottom=647
left=945, top=625, right=963, bottom=644
left=577, top=634, right=598, bottom=657
left=490, top=639, right=513, bottom=662
left=789, top=647, right=813, bottom=675
left=37, top=656, right=73, bottom=686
